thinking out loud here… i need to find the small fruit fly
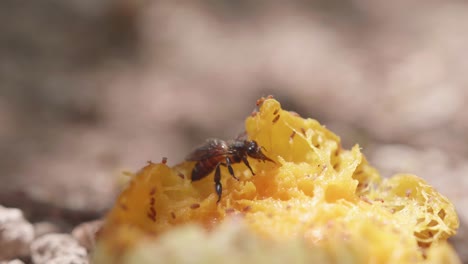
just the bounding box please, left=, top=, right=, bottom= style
left=186, top=138, right=275, bottom=203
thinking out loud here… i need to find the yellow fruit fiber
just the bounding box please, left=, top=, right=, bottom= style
left=96, top=98, right=460, bottom=264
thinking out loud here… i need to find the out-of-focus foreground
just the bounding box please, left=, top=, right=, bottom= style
left=0, top=1, right=467, bottom=263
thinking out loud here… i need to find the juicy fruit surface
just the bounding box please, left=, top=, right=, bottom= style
left=96, top=98, right=460, bottom=263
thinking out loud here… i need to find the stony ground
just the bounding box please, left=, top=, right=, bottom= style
left=1, top=1, right=467, bottom=263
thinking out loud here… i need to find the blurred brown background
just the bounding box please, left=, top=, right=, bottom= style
left=0, top=0, right=467, bottom=261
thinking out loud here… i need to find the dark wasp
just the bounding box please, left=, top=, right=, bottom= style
left=186, top=138, right=275, bottom=203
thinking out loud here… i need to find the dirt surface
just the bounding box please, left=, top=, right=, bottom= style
left=0, top=1, right=467, bottom=262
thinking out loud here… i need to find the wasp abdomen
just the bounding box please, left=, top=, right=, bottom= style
left=191, top=158, right=221, bottom=181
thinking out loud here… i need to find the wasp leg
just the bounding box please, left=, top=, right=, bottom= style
left=224, top=157, right=240, bottom=181
left=214, top=163, right=222, bottom=203
left=242, top=156, right=255, bottom=175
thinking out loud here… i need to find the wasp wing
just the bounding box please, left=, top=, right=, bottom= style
left=185, top=138, right=229, bottom=161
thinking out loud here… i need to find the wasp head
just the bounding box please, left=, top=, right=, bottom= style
left=245, top=140, right=275, bottom=163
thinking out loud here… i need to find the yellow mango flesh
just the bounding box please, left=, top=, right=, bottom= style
left=96, top=98, right=460, bottom=264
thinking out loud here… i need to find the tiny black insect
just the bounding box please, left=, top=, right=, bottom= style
left=186, top=138, right=275, bottom=203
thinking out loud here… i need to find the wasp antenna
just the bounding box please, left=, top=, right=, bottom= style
left=236, top=131, right=248, bottom=140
